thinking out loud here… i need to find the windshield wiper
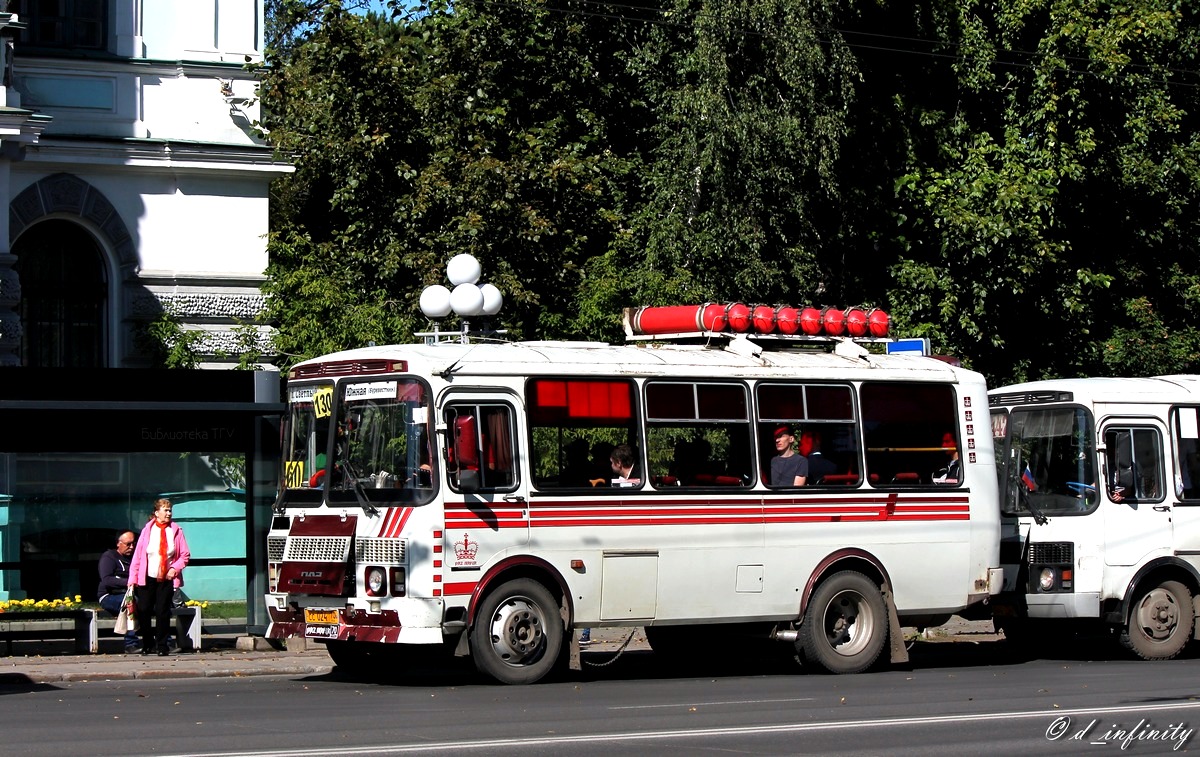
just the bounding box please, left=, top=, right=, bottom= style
left=1018, top=484, right=1049, bottom=525
left=339, top=458, right=380, bottom=517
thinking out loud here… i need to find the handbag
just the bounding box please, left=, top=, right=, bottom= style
left=114, top=607, right=130, bottom=635
left=118, top=587, right=139, bottom=633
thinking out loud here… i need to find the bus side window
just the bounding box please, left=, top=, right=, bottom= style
left=446, top=403, right=517, bottom=493
left=1105, top=427, right=1164, bottom=502
left=1173, top=408, right=1200, bottom=501
left=860, top=382, right=957, bottom=486
left=645, top=381, right=751, bottom=488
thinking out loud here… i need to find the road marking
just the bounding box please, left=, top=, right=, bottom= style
left=609, top=696, right=816, bottom=710
left=163, top=699, right=1200, bottom=757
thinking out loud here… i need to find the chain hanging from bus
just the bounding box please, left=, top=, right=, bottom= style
left=989, top=376, right=1200, bottom=660
left=265, top=257, right=1002, bottom=684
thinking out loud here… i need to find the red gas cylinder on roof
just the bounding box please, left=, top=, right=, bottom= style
left=775, top=306, right=800, bottom=335
left=726, top=302, right=751, bottom=332
left=845, top=308, right=868, bottom=337
left=867, top=308, right=890, bottom=337
left=752, top=305, right=776, bottom=334
left=822, top=307, right=846, bottom=336
left=799, top=307, right=822, bottom=335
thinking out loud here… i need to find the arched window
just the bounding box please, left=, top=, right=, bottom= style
left=15, top=220, right=107, bottom=367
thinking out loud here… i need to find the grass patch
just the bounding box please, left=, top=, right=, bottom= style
left=188, top=601, right=246, bottom=619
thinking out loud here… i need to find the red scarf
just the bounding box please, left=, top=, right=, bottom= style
left=157, top=523, right=169, bottom=581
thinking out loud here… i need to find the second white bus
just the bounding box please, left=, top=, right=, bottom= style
left=990, top=375, right=1200, bottom=659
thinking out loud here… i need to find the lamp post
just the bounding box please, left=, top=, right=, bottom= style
left=418, top=254, right=503, bottom=344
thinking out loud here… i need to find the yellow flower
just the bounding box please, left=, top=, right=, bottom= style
left=74, top=595, right=82, bottom=603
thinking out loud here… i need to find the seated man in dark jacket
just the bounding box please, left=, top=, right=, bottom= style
left=97, top=530, right=139, bottom=651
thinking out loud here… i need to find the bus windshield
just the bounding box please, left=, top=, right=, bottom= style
left=283, top=378, right=435, bottom=506
left=996, top=405, right=1099, bottom=517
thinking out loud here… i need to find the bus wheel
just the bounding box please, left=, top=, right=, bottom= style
left=1120, top=580, right=1193, bottom=661
left=471, top=578, right=563, bottom=684
left=799, top=571, right=887, bottom=674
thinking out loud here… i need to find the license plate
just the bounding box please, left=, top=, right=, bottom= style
left=304, top=608, right=339, bottom=624
left=305, top=623, right=339, bottom=639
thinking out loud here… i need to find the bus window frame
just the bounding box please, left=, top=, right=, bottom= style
left=1171, top=405, right=1200, bottom=503
left=644, top=379, right=753, bottom=488
left=444, top=400, right=520, bottom=495
left=325, top=376, right=438, bottom=507
left=1000, top=403, right=1100, bottom=517
left=755, top=381, right=860, bottom=489
left=525, top=376, right=642, bottom=493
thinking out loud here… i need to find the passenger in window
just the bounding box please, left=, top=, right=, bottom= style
left=801, top=431, right=836, bottom=484
left=932, top=433, right=961, bottom=484
left=770, top=425, right=808, bottom=487
left=589, top=442, right=615, bottom=486
left=609, top=444, right=642, bottom=486
left=561, top=439, right=593, bottom=486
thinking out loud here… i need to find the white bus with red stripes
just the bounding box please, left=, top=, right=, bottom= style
left=265, top=303, right=1003, bottom=684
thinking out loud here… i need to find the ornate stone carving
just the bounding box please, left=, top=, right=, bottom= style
left=130, top=291, right=267, bottom=320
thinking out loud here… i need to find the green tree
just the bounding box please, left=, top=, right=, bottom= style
left=578, top=0, right=867, bottom=338
left=885, top=1, right=1200, bottom=382
left=260, top=0, right=639, bottom=364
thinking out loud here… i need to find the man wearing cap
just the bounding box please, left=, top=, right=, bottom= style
left=770, top=425, right=808, bottom=487
left=933, top=432, right=961, bottom=484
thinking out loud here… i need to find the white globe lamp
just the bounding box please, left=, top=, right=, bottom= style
left=419, top=285, right=452, bottom=318
left=450, top=283, right=485, bottom=316
left=480, top=283, right=503, bottom=316
left=447, top=254, right=482, bottom=286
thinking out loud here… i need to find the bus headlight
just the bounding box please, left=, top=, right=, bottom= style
left=390, top=567, right=406, bottom=597
left=365, top=566, right=387, bottom=597
left=1038, top=568, right=1056, bottom=591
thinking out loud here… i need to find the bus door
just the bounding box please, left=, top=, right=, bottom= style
left=1100, top=418, right=1170, bottom=568
left=441, top=394, right=527, bottom=574
left=1168, top=406, right=1200, bottom=568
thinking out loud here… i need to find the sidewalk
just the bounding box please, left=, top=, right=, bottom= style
left=0, top=617, right=999, bottom=685
left=0, top=617, right=335, bottom=685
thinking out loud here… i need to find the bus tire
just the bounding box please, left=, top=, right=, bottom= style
left=799, top=571, right=887, bottom=674
left=471, top=578, right=563, bottom=684
left=1120, top=579, right=1193, bottom=661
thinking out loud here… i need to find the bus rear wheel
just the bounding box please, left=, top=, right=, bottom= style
left=471, top=578, right=563, bottom=684
left=799, top=571, right=887, bottom=674
left=1120, top=579, right=1193, bottom=661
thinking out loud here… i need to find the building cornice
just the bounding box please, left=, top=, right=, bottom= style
left=15, top=51, right=260, bottom=73
left=23, top=136, right=294, bottom=177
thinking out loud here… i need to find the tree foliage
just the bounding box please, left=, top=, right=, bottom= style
left=886, top=0, right=1200, bottom=382
left=261, top=0, right=1200, bottom=384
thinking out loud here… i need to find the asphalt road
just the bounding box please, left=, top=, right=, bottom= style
left=4, top=639, right=1200, bottom=756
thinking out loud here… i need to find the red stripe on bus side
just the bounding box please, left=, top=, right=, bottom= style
left=386, top=507, right=415, bottom=537
left=443, top=582, right=477, bottom=596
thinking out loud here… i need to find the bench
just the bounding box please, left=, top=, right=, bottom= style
left=0, top=609, right=98, bottom=655
left=172, top=605, right=202, bottom=652
left=117, top=606, right=204, bottom=651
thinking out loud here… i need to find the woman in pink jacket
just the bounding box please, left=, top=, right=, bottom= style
left=128, top=498, right=190, bottom=656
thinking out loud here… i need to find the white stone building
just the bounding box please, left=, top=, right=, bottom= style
left=0, top=1, right=290, bottom=368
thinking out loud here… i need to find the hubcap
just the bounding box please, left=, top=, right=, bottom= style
left=1136, top=588, right=1180, bottom=641
left=824, top=589, right=876, bottom=657
left=488, top=595, right=545, bottom=665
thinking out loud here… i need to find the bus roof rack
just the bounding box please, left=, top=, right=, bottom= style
left=623, top=304, right=893, bottom=349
